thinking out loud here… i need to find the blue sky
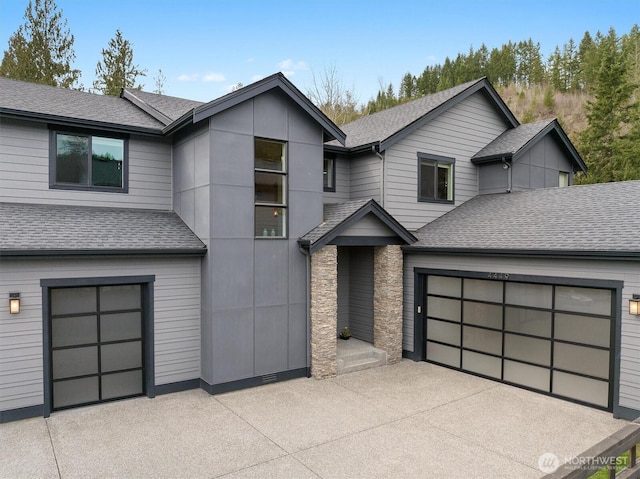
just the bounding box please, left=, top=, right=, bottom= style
left=0, top=0, right=638, bottom=104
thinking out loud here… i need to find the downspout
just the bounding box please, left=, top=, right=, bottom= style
left=372, top=143, right=385, bottom=206
left=299, top=245, right=312, bottom=377
left=502, top=157, right=512, bottom=193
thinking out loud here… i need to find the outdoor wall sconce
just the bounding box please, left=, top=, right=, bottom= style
left=630, top=295, right=640, bottom=316
left=9, top=292, right=20, bottom=314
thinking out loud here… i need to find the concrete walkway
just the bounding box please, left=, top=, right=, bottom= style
left=0, top=360, right=627, bottom=479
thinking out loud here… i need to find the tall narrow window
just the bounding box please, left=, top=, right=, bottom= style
left=418, top=152, right=454, bottom=202
left=323, top=155, right=336, bottom=192
left=559, top=171, right=569, bottom=187
left=255, top=139, right=287, bottom=237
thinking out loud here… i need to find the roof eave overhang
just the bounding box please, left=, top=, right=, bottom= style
left=471, top=154, right=513, bottom=165
left=0, top=248, right=207, bottom=259
left=402, top=246, right=640, bottom=260
left=0, top=108, right=164, bottom=136
left=378, top=78, right=519, bottom=153
left=190, top=73, right=345, bottom=145
left=301, top=200, right=417, bottom=254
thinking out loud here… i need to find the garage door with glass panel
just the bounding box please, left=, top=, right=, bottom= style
left=424, top=274, right=614, bottom=410
left=49, top=284, right=145, bottom=410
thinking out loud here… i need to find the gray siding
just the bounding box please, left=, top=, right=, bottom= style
left=337, top=247, right=350, bottom=333
left=402, top=252, right=640, bottom=413
left=478, top=162, right=510, bottom=195
left=511, top=135, right=574, bottom=191
left=350, top=154, right=381, bottom=203
left=348, top=247, right=374, bottom=342
left=323, top=155, right=350, bottom=203
left=0, top=257, right=201, bottom=413
left=0, top=117, right=172, bottom=209
left=195, top=89, right=324, bottom=385
left=384, top=93, right=509, bottom=230
left=340, top=213, right=396, bottom=237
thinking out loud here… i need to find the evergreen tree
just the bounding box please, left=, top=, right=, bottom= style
left=578, top=28, right=637, bottom=183
left=0, top=0, right=79, bottom=88
left=398, top=72, right=417, bottom=100
left=577, top=31, right=599, bottom=90
left=93, top=29, right=146, bottom=96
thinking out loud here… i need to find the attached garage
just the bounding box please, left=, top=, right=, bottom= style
left=416, top=270, right=616, bottom=410
left=403, top=181, right=640, bottom=420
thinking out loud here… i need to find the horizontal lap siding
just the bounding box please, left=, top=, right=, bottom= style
left=385, top=94, right=508, bottom=230
left=324, top=155, right=350, bottom=203
left=402, top=253, right=640, bottom=412
left=0, top=257, right=201, bottom=412
left=0, top=118, right=172, bottom=209
left=350, top=154, right=381, bottom=202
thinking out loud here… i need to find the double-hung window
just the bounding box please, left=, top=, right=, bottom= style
left=255, top=138, right=287, bottom=238
left=418, top=152, right=454, bottom=203
left=51, top=129, right=128, bottom=192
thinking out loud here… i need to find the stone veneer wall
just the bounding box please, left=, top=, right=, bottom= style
left=373, top=245, right=403, bottom=364
left=310, top=245, right=338, bottom=378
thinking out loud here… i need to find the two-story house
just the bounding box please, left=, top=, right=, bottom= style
left=1, top=73, right=639, bottom=423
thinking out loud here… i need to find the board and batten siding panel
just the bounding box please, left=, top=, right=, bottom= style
left=402, top=253, right=640, bottom=412
left=348, top=247, right=374, bottom=342
left=0, top=117, right=172, bottom=209
left=323, top=155, right=350, bottom=203
left=384, top=93, right=509, bottom=230
left=350, top=154, right=381, bottom=202
left=0, top=257, right=201, bottom=412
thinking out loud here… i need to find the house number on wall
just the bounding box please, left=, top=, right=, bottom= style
left=487, top=272, right=510, bottom=280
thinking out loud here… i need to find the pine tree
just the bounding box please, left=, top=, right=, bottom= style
left=0, top=0, right=79, bottom=88
left=93, top=29, right=146, bottom=96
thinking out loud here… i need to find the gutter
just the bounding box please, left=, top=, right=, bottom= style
left=0, top=248, right=207, bottom=259
left=402, top=246, right=640, bottom=261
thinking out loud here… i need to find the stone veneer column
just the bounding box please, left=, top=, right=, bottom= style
left=373, top=245, right=404, bottom=364
left=310, top=245, right=338, bottom=379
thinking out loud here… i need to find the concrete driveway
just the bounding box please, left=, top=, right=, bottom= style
left=0, top=360, right=627, bottom=479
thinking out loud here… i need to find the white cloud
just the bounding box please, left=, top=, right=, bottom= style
left=177, top=73, right=199, bottom=82
left=277, top=59, right=307, bottom=75
left=247, top=58, right=254, bottom=63
left=203, top=72, right=226, bottom=83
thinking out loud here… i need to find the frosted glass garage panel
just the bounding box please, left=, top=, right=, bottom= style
left=427, top=297, right=461, bottom=322
left=101, top=341, right=142, bottom=373
left=53, top=377, right=99, bottom=408
left=555, top=287, right=611, bottom=316
left=463, top=301, right=502, bottom=329
left=462, top=350, right=501, bottom=379
left=554, top=343, right=609, bottom=379
left=463, top=326, right=502, bottom=355
left=426, top=319, right=460, bottom=346
left=504, top=308, right=551, bottom=337
left=555, top=313, right=610, bottom=348
left=102, top=370, right=143, bottom=400
left=504, top=360, right=550, bottom=391
left=53, top=346, right=98, bottom=379
left=463, top=279, right=503, bottom=303
left=505, top=283, right=552, bottom=309
left=427, top=276, right=461, bottom=297
left=552, top=371, right=609, bottom=408
left=426, top=341, right=460, bottom=368
left=52, top=315, right=97, bottom=347
left=504, top=334, right=550, bottom=366
left=101, top=312, right=142, bottom=342
left=51, top=287, right=96, bottom=315
left=100, top=285, right=141, bottom=312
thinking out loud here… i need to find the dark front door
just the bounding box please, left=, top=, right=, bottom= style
left=49, top=284, right=145, bottom=410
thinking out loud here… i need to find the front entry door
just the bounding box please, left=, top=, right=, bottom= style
left=49, top=284, right=145, bottom=410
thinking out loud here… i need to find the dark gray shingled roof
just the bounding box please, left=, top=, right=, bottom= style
left=0, top=77, right=165, bottom=133
left=472, top=119, right=555, bottom=160
left=122, top=88, right=204, bottom=124
left=328, top=78, right=516, bottom=150
left=0, top=203, right=206, bottom=256
left=300, top=199, right=416, bottom=252
left=410, top=180, right=640, bottom=256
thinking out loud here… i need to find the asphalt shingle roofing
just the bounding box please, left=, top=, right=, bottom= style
left=472, top=119, right=555, bottom=160
left=0, top=203, right=206, bottom=255
left=411, top=180, right=640, bottom=254
left=0, top=77, right=165, bottom=132
left=123, top=88, right=204, bottom=123
left=330, top=78, right=486, bottom=149
left=301, top=199, right=371, bottom=244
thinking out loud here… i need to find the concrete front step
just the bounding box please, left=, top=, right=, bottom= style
left=336, top=339, right=387, bottom=375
